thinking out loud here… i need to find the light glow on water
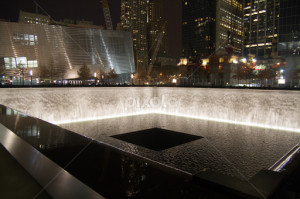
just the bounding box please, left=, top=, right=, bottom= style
left=1, top=88, right=299, bottom=134
left=54, top=111, right=300, bottom=133
left=158, top=112, right=300, bottom=133
left=270, top=143, right=300, bottom=172
left=53, top=111, right=156, bottom=125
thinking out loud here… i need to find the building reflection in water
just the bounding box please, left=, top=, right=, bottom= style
left=0, top=104, right=227, bottom=198
left=120, top=155, right=147, bottom=197
left=0, top=106, right=68, bottom=151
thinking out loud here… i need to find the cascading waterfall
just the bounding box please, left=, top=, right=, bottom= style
left=0, top=87, right=300, bottom=180
left=0, top=87, right=299, bottom=132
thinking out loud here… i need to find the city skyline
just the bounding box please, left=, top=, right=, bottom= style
left=182, top=0, right=243, bottom=59
left=1, top=0, right=299, bottom=65
left=0, top=1, right=299, bottom=198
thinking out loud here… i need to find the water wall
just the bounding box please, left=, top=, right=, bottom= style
left=0, top=87, right=299, bottom=132
left=156, top=88, right=300, bottom=132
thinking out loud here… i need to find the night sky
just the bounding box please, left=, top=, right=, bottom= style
left=0, top=0, right=182, bottom=59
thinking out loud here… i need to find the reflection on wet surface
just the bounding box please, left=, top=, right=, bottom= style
left=1, top=104, right=300, bottom=198
left=112, top=128, right=203, bottom=151
left=0, top=105, right=215, bottom=198
left=60, top=113, right=300, bottom=180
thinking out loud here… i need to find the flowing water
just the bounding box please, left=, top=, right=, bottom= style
left=0, top=87, right=299, bottom=180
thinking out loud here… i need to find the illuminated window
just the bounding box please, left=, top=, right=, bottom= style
left=4, top=57, right=38, bottom=69
left=13, top=33, right=38, bottom=45
left=27, top=60, right=38, bottom=68
left=4, top=57, right=17, bottom=69
left=16, top=57, right=27, bottom=67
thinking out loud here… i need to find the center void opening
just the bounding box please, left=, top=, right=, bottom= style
left=111, top=128, right=203, bottom=151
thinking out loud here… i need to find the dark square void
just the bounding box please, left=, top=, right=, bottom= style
left=111, top=128, right=203, bottom=151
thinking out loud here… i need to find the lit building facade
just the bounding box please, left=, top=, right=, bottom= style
left=182, top=0, right=216, bottom=59
left=147, top=0, right=167, bottom=57
left=243, top=0, right=280, bottom=58
left=216, top=0, right=243, bottom=55
left=278, top=0, right=300, bottom=87
left=19, top=10, right=50, bottom=25
left=278, top=0, right=300, bottom=57
left=121, top=0, right=148, bottom=77
left=182, top=0, right=243, bottom=60
left=0, top=22, right=135, bottom=83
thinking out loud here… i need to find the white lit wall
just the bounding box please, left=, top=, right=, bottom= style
left=0, top=22, right=135, bottom=78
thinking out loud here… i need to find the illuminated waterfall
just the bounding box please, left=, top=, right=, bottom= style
left=0, top=87, right=299, bottom=133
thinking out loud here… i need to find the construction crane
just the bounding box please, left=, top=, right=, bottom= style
left=102, top=0, right=113, bottom=30
left=147, top=21, right=167, bottom=79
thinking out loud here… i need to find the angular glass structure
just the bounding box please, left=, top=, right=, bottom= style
left=0, top=22, right=135, bottom=79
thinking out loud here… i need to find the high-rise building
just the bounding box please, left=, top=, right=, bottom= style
left=182, top=0, right=243, bottom=60
left=19, top=10, right=50, bottom=25
left=147, top=0, right=167, bottom=58
left=278, top=0, right=300, bottom=57
left=121, top=0, right=148, bottom=77
left=216, top=0, right=243, bottom=55
left=243, top=0, right=280, bottom=58
left=147, top=0, right=161, bottom=22
left=278, top=0, right=300, bottom=87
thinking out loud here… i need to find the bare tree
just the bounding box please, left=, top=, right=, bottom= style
left=14, top=63, right=28, bottom=86
left=0, top=63, right=6, bottom=76
left=257, top=68, right=276, bottom=87
left=77, top=64, right=91, bottom=84
left=103, top=69, right=118, bottom=81
left=37, top=65, right=50, bottom=82
left=232, top=64, right=254, bottom=86
left=286, top=65, right=300, bottom=87
left=48, top=60, right=60, bottom=83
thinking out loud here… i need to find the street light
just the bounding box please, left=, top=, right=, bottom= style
left=131, top=73, right=134, bottom=85
left=29, top=70, right=33, bottom=86
left=94, top=72, right=97, bottom=85
left=241, top=58, right=247, bottom=63
left=233, top=59, right=238, bottom=64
